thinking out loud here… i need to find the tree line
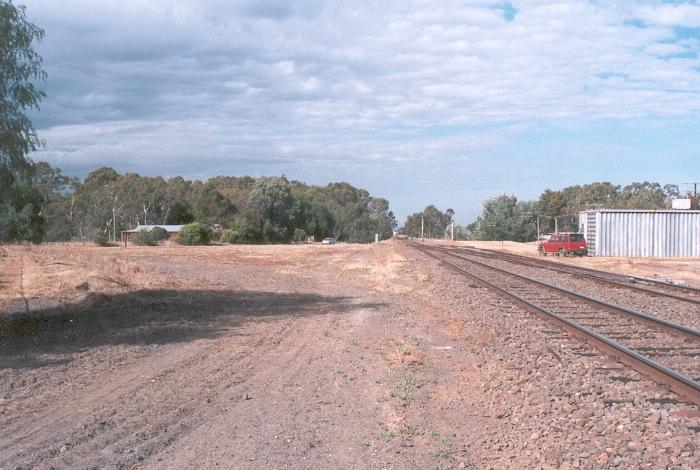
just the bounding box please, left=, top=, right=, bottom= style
left=19, top=162, right=397, bottom=244
left=404, top=181, right=687, bottom=242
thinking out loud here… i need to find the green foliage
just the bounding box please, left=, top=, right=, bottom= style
left=132, top=230, right=157, bottom=246
left=178, top=222, right=212, bottom=245
left=535, top=181, right=678, bottom=233
left=293, top=228, right=307, bottom=243
left=165, top=202, right=194, bottom=224
left=219, top=227, right=255, bottom=244
left=319, top=182, right=395, bottom=242
left=404, top=206, right=452, bottom=238
left=93, top=231, right=110, bottom=247
left=224, top=220, right=257, bottom=243
left=1, top=0, right=46, bottom=174
left=21, top=160, right=396, bottom=245
left=194, top=187, right=236, bottom=225
left=0, top=2, right=46, bottom=242
left=243, top=177, right=295, bottom=242
left=466, top=180, right=681, bottom=241
left=0, top=173, right=44, bottom=243
left=32, top=162, right=80, bottom=241
left=472, top=195, right=537, bottom=241
left=219, top=229, right=237, bottom=244
left=149, top=226, right=168, bottom=241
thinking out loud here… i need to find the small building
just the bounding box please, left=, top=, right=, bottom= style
left=120, top=224, right=183, bottom=247
left=579, top=210, right=700, bottom=257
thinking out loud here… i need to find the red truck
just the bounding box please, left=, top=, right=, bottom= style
left=538, top=232, right=588, bottom=256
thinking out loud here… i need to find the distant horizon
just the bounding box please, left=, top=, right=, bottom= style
left=22, top=0, right=700, bottom=224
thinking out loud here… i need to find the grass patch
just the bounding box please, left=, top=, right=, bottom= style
left=392, top=374, right=425, bottom=406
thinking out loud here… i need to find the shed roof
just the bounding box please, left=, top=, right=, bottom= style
left=579, top=209, right=700, bottom=214
left=123, top=224, right=184, bottom=233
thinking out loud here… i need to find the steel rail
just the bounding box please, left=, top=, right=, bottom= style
left=410, top=242, right=700, bottom=406
left=424, top=245, right=700, bottom=341
left=447, top=245, right=700, bottom=305
left=461, top=245, right=700, bottom=294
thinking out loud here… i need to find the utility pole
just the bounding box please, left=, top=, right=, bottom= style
left=683, top=182, right=699, bottom=197
left=421, top=215, right=424, bottom=240
left=451, top=222, right=454, bottom=241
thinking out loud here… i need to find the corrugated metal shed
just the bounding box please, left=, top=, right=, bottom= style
left=579, top=210, right=700, bottom=257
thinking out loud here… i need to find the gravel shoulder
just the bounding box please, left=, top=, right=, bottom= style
left=1, top=241, right=698, bottom=468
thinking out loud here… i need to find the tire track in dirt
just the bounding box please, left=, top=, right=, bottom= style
left=2, top=320, right=298, bottom=468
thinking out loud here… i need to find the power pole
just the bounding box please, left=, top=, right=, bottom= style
left=683, top=182, right=699, bottom=197
left=421, top=215, right=424, bottom=240
left=451, top=222, right=454, bottom=241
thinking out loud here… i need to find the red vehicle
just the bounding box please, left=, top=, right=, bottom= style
left=538, top=232, right=587, bottom=256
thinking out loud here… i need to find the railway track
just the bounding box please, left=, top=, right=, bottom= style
left=410, top=242, right=700, bottom=406
left=444, top=245, right=700, bottom=305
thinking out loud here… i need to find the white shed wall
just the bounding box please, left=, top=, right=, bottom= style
left=579, top=210, right=700, bottom=257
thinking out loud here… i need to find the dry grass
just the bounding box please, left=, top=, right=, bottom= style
left=0, top=241, right=387, bottom=314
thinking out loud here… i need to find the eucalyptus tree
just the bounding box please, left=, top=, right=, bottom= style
left=0, top=1, right=46, bottom=241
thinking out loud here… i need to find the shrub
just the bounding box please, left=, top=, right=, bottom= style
left=132, top=229, right=157, bottom=246
left=224, top=221, right=257, bottom=244
left=293, top=228, right=307, bottom=243
left=220, top=229, right=238, bottom=244
left=93, top=231, right=110, bottom=247
left=179, top=222, right=212, bottom=245
left=149, top=226, right=168, bottom=242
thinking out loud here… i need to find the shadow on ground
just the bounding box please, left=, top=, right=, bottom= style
left=0, top=289, right=385, bottom=369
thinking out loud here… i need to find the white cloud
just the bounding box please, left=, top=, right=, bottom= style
left=638, top=4, right=700, bottom=27
left=19, top=0, right=700, bottom=219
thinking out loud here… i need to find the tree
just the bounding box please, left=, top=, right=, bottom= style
left=0, top=173, right=43, bottom=242
left=74, top=167, right=121, bottom=240
left=194, top=186, right=236, bottom=225
left=1, top=0, right=46, bottom=174
left=31, top=161, right=79, bottom=241
left=243, top=177, right=294, bottom=242
left=473, top=195, right=537, bottom=242
left=404, top=205, right=452, bottom=238
left=617, top=181, right=666, bottom=209
left=1, top=1, right=46, bottom=242
left=322, top=182, right=370, bottom=241
left=166, top=202, right=194, bottom=224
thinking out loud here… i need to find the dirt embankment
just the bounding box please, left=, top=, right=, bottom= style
left=0, top=241, right=697, bottom=468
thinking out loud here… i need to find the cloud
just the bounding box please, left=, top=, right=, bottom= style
left=637, top=4, right=700, bottom=27
left=20, top=0, right=700, bottom=220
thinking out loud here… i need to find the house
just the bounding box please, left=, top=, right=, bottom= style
left=120, top=224, right=183, bottom=247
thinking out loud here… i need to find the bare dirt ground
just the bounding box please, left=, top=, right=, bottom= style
left=428, top=240, right=700, bottom=287
left=0, top=241, right=698, bottom=468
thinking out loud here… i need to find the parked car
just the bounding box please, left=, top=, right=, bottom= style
left=321, top=237, right=336, bottom=245
left=538, top=232, right=587, bottom=256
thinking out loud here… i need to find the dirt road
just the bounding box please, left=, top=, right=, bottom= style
left=1, top=242, right=698, bottom=468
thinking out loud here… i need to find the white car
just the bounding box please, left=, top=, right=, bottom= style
left=321, top=237, right=336, bottom=245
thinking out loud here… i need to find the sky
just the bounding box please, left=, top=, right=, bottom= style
left=21, top=0, right=700, bottom=223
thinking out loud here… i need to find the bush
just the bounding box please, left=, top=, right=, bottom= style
left=179, top=222, right=212, bottom=245
left=132, top=229, right=157, bottom=246
left=220, top=229, right=238, bottom=244
left=149, top=226, right=168, bottom=242
left=93, top=231, right=110, bottom=247
left=224, top=221, right=257, bottom=244
left=293, top=228, right=307, bottom=243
